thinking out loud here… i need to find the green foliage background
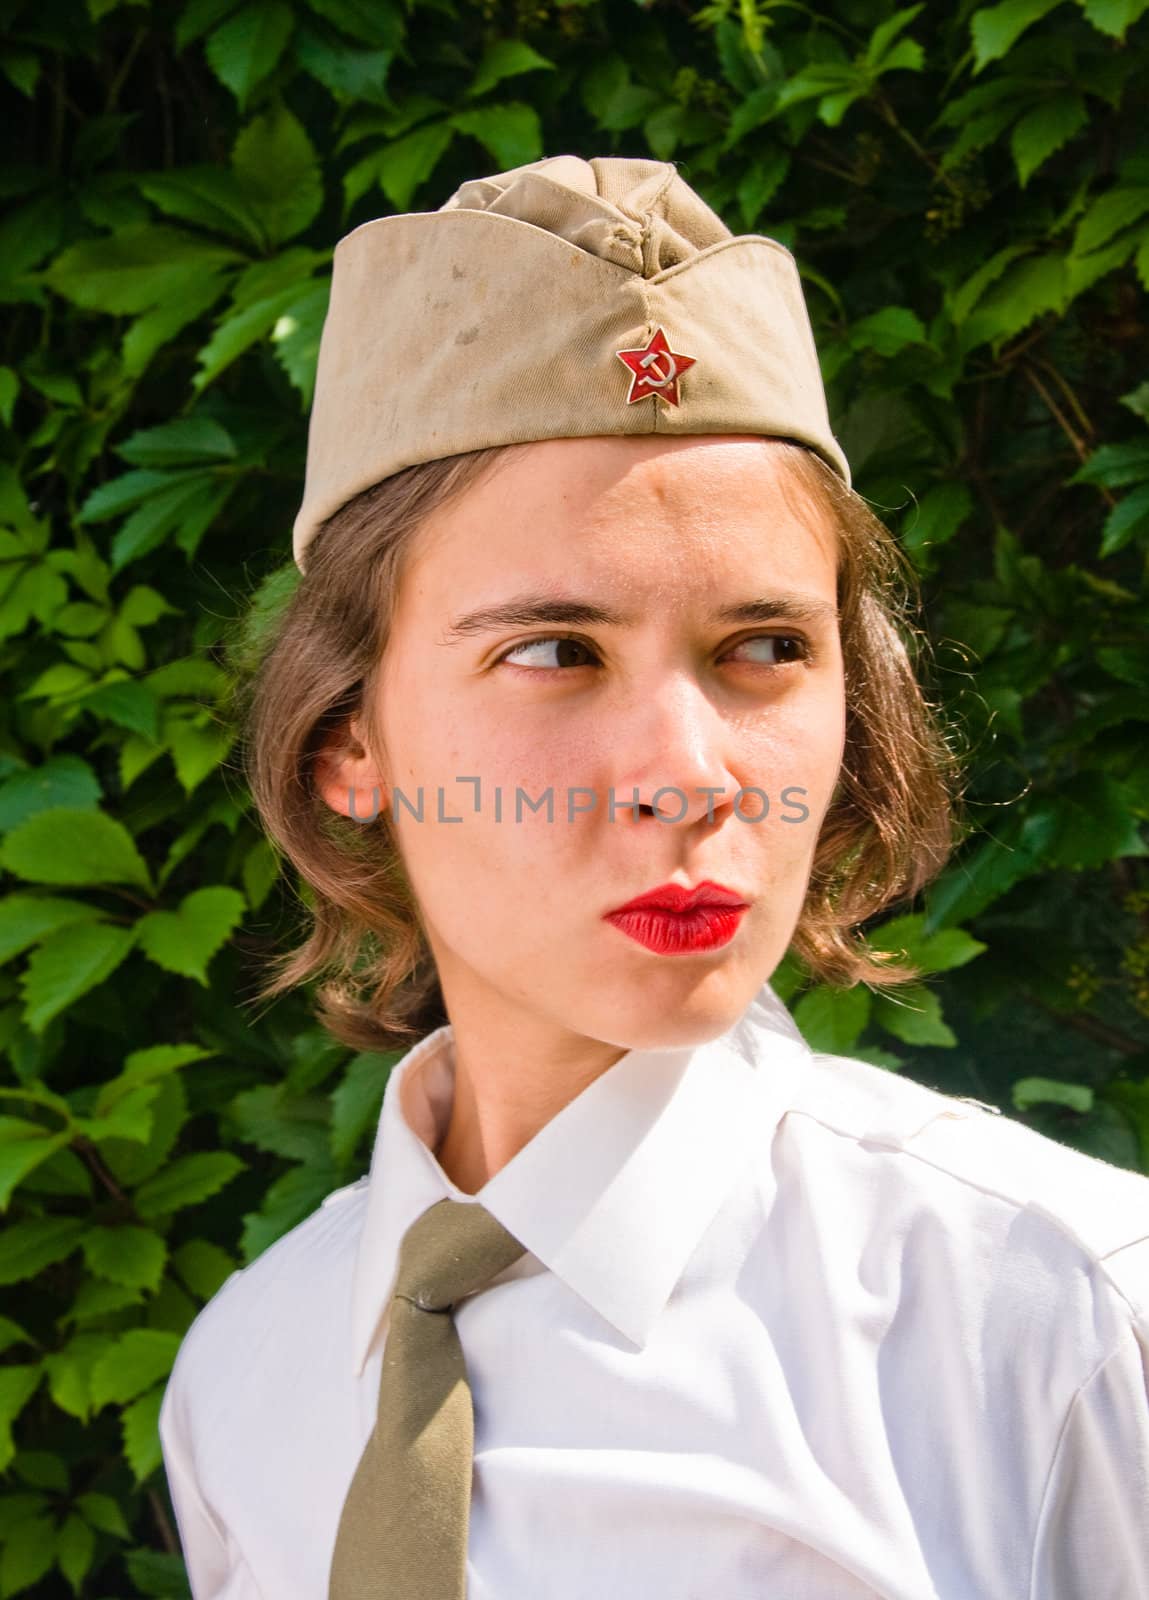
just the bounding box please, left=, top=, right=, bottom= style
left=1, top=0, right=1148, bottom=1591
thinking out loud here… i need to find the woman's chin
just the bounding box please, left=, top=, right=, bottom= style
left=580, top=971, right=768, bottom=1055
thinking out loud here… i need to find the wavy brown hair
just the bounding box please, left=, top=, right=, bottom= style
left=233, top=440, right=967, bottom=1053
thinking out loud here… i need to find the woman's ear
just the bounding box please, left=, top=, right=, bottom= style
left=314, top=715, right=389, bottom=819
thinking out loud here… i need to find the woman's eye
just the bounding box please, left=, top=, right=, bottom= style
left=496, top=636, right=599, bottom=671
left=727, top=634, right=811, bottom=668
left=494, top=632, right=811, bottom=673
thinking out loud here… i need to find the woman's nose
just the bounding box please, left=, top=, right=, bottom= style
left=607, top=672, right=740, bottom=827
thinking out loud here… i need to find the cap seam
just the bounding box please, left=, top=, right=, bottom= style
left=332, top=207, right=642, bottom=278
left=648, top=232, right=798, bottom=284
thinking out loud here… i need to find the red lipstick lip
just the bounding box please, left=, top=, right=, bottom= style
left=604, top=879, right=749, bottom=916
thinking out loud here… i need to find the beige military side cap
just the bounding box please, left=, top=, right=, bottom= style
left=292, top=153, right=851, bottom=571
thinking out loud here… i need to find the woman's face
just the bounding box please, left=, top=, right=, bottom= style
left=321, top=435, right=845, bottom=1054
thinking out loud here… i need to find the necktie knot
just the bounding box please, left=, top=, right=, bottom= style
left=394, top=1197, right=527, bottom=1313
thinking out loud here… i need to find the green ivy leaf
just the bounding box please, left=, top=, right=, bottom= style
left=172, top=1239, right=235, bottom=1300
left=0, top=1366, right=41, bottom=1473
left=76, top=1081, right=162, bottom=1147
left=121, top=271, right=233, bottom=379
left=73, top=679, right=161, bottom=741
left=90, top=1329, right=181, bottom=1409
left=849, top=305, right=929, bottom=356
left=867, top=914, right=988, bottom=974
left=74, top=1491, right=131, bottom=1538
left=0, top=1315, right=34, bottom=1358
left=467, top=40, right=555, bottom=100
left=192, top=282, right=315, bottom=392
left=0, top=366, right=19, bottom=426
left=969, top=0, right=1066, bottom=73
left=102, top=1076, right=189, bottom=1190
left=117, top=417, right=238, bottom=468
left=1013, top=1076, right=1094, bottom=1112
left=163, top=712, right=235, bottom=794
left=97, top=1043, right=216, bottom=1115
left=330, top=1051, right=397, bottom=1168
left=270, top=277, right=330, bottom=406
left=0, top=894, right=109, bottom=966
left=873, top=984, right=957, bottom=1046
left=956, top=251, right=1069, bottom=353
left=0, top=1118, right=70, bottom=1210
left=723, top=85, right=777, bottom=150
left=449, top=103, right=542, bottom=170
left=0, top=51, right=41, bottom=98
left=122, top=1385, right=167, bottom=1482
left=370, top=122, right=454, bottom=211
left=0, top=1217, right=86, bottom=1285
left=136, top=167, right=265, bottom=248
left=241, top=1157, right=337, bottom=1261
left=56, top=1513, right=96, bottom=1595
left=306, top=0, right=401, bottom=47
left=14, top=1448, right=68, bottom=1491
left=735, top=150, right=790, bottom=228
left=1077, top=0, right=1149, bottom=38
left=0, top=1497, right=51, bottom=1544
left=42, top=224, right=245, bottom=315
left=53, top=600, right=107, bottom=637
left=0, top=1515, right=55, bottom=1591
left=0, top=805, right=152, bottom=891
left=75, top=470, right=167, bottom=528
left=241, top=836, right=280, bottom=910
left=43, top=1332, right=113, bottom=1422
left=902, top=481, right=975, bottom=555
left=232, top=100, right=324, bottom=247
left=792, top=983, right=873, bottom=1053
left=20, top=922, right=140, bottom=1034
left=62, top=1279, right=146, bottom=1327
left=864, top=3, right=926, bottom=67
left=0, top=756, right=102, bottom=831
left=1011, top=92, right=1088, bottom=187
left=1100, top=482, right=1149, bottom=557
left=125, top=1545, right=194, bottom=1595
left=109, top=473, right=231, bottom=571
left=1026, top=772, right=1149, bottom=869
left=134, top=1151, right=245, bottom=1218
left=176, top=0, right=244, bottom=51
left=204, top=0, right=295, bottom=109
left=294, top=24, right=392, bottom=103
left=229, top=1083, right=329, bottom=1163
left=136, top=885, right=246, bottom=984
left=1068, top=439, right=1149, bottom=488
left=81, top=1226, right=167, bottom=1292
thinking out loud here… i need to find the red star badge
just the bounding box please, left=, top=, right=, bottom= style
left=615, top=326, right=697, bottom=407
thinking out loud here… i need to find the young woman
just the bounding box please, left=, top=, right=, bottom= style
left=160, top=156, right=1149, bottom=1599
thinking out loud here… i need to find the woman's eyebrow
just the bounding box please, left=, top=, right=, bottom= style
left=442, top=592, right=840, bottom=642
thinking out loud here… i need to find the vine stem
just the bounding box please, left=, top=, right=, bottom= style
left=1021, top=990, right=1148, bottom=1058
left=1022, top=361, right=1089, bottom=462
left=1030, top=354, right=1098, bottom=442
left=148, top=1487, right=179, bottom=1555
left=1022, top=362, right=1118, bottom=507
left=873, top=90, right=963, bottom=197
left=76, top=1140, right=132, bottom=1207
left=105, top=27, right=146, bottom=112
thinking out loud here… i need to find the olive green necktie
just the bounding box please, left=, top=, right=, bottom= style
left=329, top=1197, right=528, bottom=1600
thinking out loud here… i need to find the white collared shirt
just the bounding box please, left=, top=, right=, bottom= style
left=160, top=983, right=1149, bottom=1598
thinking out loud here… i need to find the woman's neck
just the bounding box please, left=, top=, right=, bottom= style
left=433, top=1017, right=627, bottom=1194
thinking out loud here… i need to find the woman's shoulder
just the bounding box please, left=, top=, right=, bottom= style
left=166, top=1174, right=372, bottom=1413
left=784, top=1047, right=1149, bottom=1320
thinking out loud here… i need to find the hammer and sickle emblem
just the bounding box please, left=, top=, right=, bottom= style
left=615, top=327, right=697, bottom=407
left=637, top=348, right=679, bottom=390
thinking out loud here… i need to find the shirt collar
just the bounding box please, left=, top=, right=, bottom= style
left=348, top=980, right=813, bottom=1375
